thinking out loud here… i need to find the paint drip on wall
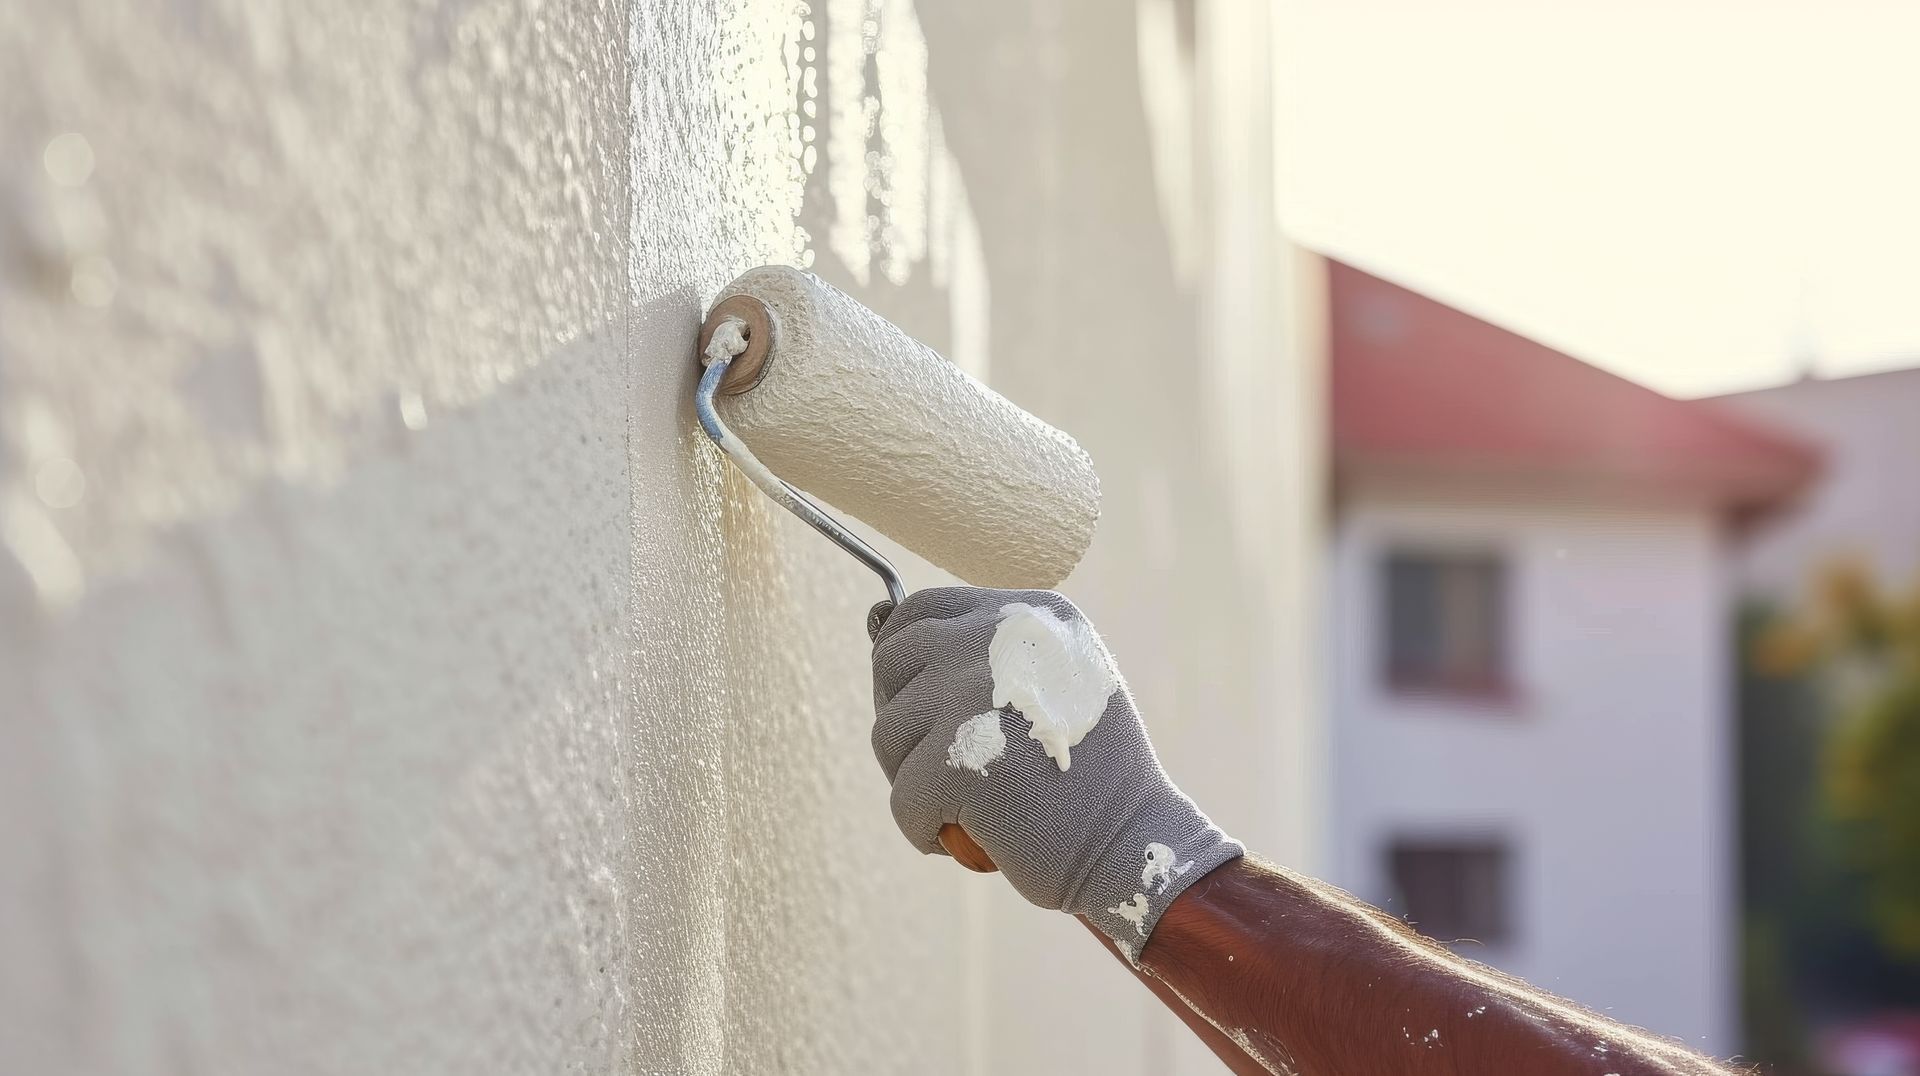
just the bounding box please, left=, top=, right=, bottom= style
left=987, top=602, right=1118, bottom=770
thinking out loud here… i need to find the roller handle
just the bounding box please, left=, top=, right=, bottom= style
left=695, top=303, right=907, bottom=608
left=701, top=300, right=999, bottom=878
left=939, top=823, right=999, bottom=873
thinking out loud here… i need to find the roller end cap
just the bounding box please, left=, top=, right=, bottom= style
left=697, top=295, right=777, bottom=395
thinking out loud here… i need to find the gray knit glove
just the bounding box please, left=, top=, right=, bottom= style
left=871, top=587, right=1243, bottom=958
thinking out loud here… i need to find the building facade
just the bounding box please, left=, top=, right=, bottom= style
left=1321, top=258, right=1817, bottom=1054
left=1719, top=366, right=1920, bottom=604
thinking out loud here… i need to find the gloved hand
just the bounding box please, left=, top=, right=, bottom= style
left=870, top=587, right=1242, bottom=958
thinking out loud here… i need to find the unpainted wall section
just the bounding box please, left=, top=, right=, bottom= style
left=0, top=1, right=1315, bottom=1072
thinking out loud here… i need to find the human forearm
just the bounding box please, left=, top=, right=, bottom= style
left=1080, top=916, right=1277, bottom=1076
left=871, top=589, right=1735, bottom=1073
left=1131, top=855, right=1736, bottom=1076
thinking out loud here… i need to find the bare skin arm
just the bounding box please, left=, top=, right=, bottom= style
left=943, top=826, right=1738, bottom=1076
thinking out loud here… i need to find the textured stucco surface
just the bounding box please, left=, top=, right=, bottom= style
left=1, top=1, right=1315, bottom=1073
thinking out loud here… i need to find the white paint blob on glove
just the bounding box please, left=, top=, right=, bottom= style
left=988, top=602, right=1119, bottom=770
left=1107, top=893, right=1151, bottom=937
left=1141, top=842, right=1195, bottom=894
left=946, top=712, right=1008, bottom=775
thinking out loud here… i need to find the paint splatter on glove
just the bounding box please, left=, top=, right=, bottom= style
left=870, top=587, right=1243, bottom=958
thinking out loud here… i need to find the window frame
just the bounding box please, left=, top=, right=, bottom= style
left=1377, top=544, right=1518, bottom=704
left=1384, top=833, right=1517, bottom=949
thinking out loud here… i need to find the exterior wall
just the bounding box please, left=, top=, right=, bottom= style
left=0, top=2, right=1314, bottom=1075
left=1719, top=368, right=1920, bottom=603
left=1328, top=488, right=1732, bottom=1053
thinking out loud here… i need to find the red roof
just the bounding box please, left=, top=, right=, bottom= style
left=1329, top=259, right=1820, bottom=515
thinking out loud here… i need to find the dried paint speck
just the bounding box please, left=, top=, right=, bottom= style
left=1141, top=841, right=1194, bottom=893
left=1108, top=893, right=1151, bottom=937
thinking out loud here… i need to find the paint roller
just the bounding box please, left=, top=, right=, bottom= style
left=694, top=265, right=1101, bottom=626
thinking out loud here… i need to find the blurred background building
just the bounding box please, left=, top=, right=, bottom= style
left=1319, top=256, right=1819, bottom=1054
left=1278, top=4, right=1920, bottom=1070
left=1302, top=248, right=1920, bottom=1074
left=1723, top=368, right=1920, bottom=607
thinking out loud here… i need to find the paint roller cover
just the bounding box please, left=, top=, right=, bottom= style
left=713, top=267, right=1101, bottom=588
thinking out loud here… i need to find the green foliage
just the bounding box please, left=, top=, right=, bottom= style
left=1827, top=668, right=1920, bottom=957
left=1737, top=575, right=1920, bottom=1067
left=1760, top=559, right=1920, bottom=961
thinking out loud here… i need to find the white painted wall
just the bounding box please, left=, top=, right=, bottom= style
left=1328, top=488, right=1733, bottom=1053
left=0, top=1, right=1314, bottom=1073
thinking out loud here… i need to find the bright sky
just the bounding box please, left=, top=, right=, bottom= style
left=1274, top=0, right=1920, bottom=398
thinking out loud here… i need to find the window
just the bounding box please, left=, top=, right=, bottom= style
left=1382, top=550, right=1509, bottom=696
left=1387, top=837, right=1513, bottom=945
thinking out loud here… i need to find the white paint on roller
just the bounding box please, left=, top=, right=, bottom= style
left=712, top=266, right=1099, bottom=588
left=1141, top=842, right=1194, bottom=894
left=987, top=602, right=1118, bottom=771
left=1108, top=893, right=1150, bottom=937
left=946, top=712, right=1008, bottom=775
